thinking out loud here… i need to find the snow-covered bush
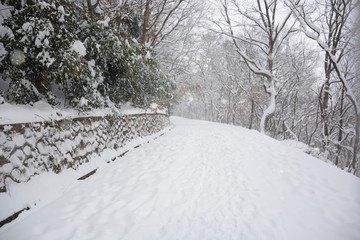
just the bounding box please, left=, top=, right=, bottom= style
left=1, top=0, right=88, bottom=105
left=85, top=23, right=173, bottom=107
left=0, top=0, right=173, bottom=110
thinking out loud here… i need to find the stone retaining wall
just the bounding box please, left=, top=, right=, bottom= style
left=0, top=113, right=170, bottom=192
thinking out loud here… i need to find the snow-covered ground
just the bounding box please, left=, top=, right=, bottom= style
left=1, top=117, right=360, bottom=240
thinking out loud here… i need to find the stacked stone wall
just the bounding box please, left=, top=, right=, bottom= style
left=0, top=113, right=169, bottom=192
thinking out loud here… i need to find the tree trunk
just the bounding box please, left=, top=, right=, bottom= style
left=249, top=99, right=254, bottom=129
left=335, top=86, right=345, bottom=166
left=260, top=79, right=276, bottom=134
left=320, top=54, right=331, bottom=160
left=142, top=0, right=151, bottom=45
left=260, top=50, right=276, bottom=134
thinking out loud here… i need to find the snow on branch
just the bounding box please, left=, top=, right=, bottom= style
left=286, top=0, right=360, bottom=171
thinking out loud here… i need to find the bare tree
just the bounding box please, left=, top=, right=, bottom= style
left=98, top=0, right=143, bottom=34
left=141, top=0, right=192, bottom=47
left=215, top=0, right=296, bottom=134
left=274, top=37, right=320, bottom=143
left=92, top=0, right=194, bottom=47
left=287, top=0, right=360, bottom=173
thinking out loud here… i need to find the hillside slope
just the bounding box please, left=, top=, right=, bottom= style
left=1, top=117, right=359, bottom=240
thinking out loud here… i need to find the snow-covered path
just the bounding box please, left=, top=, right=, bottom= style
left=1, top=117, right=360, bottom=240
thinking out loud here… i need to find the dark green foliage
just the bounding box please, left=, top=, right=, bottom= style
left=0, top=0, right=173, bottom=110
left=1, top=0, right=84, bottom=104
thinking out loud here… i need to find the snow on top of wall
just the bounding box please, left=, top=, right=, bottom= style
left=0, top=101, right=166, bottom=125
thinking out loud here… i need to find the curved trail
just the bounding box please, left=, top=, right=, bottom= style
left=1, top=117, right=360, bottom=240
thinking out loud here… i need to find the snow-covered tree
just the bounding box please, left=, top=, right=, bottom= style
left=215, top=0, right=296, bottom=134
left=287, top=0, right=360, bottom=173
left=272, top=37, right=320, bottom=143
